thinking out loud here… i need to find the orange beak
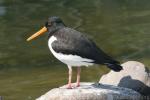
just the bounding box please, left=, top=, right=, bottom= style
left=27, top=26, right=47, bottom=41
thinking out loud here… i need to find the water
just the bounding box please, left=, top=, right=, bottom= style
left=0, top=0, right=150, bottom=99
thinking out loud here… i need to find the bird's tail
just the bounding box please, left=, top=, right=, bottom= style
left=105, top=63, right=123, bottom=72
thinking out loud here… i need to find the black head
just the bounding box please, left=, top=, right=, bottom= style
left=45, top=16, right=65, bottom=30
left=27, top=16, right=65, bottom=41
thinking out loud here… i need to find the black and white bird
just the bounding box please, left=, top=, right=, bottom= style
left=27, top=16, right=123, bottom=89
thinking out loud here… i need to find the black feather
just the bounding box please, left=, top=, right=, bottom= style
left=51, top=27, right=120, bottom=65
left=105, top=63, right=123, bottom=72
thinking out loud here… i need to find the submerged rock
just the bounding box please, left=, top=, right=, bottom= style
left=36, top=82, right=140, bottom=100
left=99, top=61, right=150, bottom=96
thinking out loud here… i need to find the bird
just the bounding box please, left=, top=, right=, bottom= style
left=27, top=16, right=123, bottom=89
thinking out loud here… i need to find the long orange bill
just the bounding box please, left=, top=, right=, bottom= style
left=27, top=26, right=47, bottom=41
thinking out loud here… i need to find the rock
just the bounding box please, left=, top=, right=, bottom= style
left=99, top=61, right=150, bottom=96
left=36, top=82, right=141, bottom=100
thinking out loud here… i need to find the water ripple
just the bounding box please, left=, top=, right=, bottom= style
left=0, top=6, right=6, bottom=16
left=58, top=0, right=84, bottom=29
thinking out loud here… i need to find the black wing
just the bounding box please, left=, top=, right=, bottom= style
left=52, top=27, right=119, bottom=64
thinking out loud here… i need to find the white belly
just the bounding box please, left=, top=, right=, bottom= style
left=48, top=36, right=94, bottom=67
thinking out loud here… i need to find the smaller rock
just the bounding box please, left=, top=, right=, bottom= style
left=99, top=61, right=150, bottom=95
left=36, top=82, right=140, bottom=100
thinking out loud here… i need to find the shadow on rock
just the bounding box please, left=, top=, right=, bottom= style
left=118, top=76, right=150, bottom=96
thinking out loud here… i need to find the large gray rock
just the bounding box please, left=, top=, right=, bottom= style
left=99, top=61, right=150, bottom=95
left=36, top=82, right=141, bottom=100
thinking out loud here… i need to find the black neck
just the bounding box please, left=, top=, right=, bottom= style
left=48, top=23, right=65, bottom=38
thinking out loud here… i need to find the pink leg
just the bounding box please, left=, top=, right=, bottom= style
left=76, top=67, right=81, bottom=87
left=67, top=65, right=72, bottom=89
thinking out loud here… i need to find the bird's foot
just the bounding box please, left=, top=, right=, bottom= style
left=75, top=83, right=80, bottom=87
left=67, top=83, right=73, bottom=89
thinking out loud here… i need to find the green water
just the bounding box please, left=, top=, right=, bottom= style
left=0, top=0, right=150, bottom=99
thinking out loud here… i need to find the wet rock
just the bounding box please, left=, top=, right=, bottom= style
left=36, top=82, right=141, bottom=100
left=99, top=61, right=150, bottom=96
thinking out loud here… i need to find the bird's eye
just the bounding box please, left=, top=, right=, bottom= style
left=45, top=22, right=51, bottom=27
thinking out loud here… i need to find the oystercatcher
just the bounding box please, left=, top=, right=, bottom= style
left=27, top=16, right=123, bottom=89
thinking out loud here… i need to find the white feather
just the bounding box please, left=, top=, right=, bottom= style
left=48, top=36, right=94, bottom=67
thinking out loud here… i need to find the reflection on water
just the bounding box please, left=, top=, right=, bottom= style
left=0, top=6, right=6, bottom=16
left=0, top=0, right=150, bottom=100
